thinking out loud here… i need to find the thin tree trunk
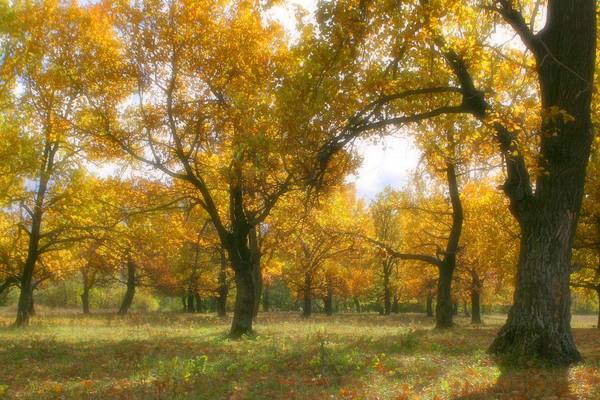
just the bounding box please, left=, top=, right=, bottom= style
left=249, top=225, right=262, bottom=319
left=426, top=290, right=434, bottom=317
left=392, top=295, right=399, bottom=314
left=324, top=277, right=333, bottom=316
left=303, top=272, right=312, bottom=318
left=181, top=295, right=187, bottom=312
left=262, top=286, right=270, bottom=312
left=28, top=288, right=35, bottom=316
left=194, top=293, right=202, bottom=313
left=81, top=285, right=90, bottom=315
left=118, top=258, right=136, bottom=315
left=217, top=251, right=228, bottom=317
left=15, top=141, right=55, bottom=327
left=353, top=297, right=361, bottom=313
left=471, top=288, right=482, bottom=324
left=186, top=292, right=195, bottom=313
left=383, top=262, right=391, bottom=315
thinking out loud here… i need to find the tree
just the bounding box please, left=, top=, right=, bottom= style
left=81, top=0, right=356, bottom=336
left=313, top=0, right=596, bottom=363
left=370, top=187, right=402, bottom=315
left=0, top=0, right=124, bottom=326
left=279, top=186, right=366, bottom=317
left=572, top=149, right=600, bottom=328
left=458, top=180, right=519, bottom=324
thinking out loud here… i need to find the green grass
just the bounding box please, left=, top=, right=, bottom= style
left=0, top=310, right=599, bottom=399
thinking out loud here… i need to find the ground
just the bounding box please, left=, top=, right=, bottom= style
left=0, top=310, right=599, bottom=400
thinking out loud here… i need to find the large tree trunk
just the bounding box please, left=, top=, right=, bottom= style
left=118, top=258, right=136, bottom=315
left=487, top=0, right=596, bottom=365
left=303, top=272, right=312, bottom=318
left=436, top=265, right=454, bottom=328
left=230, top=266, right=254, bottom=337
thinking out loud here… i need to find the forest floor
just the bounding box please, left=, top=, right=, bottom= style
left=0, top=310, right=599, bottom=400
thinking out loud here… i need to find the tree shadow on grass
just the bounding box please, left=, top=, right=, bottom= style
left=453, top=364, right=571, bottom=399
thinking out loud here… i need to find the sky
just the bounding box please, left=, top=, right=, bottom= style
left=268, top=0, right=420, bottom=201
left=81, top=0, right=421, bottom=202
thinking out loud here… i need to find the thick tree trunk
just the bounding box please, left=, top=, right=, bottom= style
left=303, top=272, right=312, bottom=318
left=471, top=289, right=482, bottom=324
left=426, top=291, right=434, bottom=317
left=230, top=266, right=255, bottom=337
left=118, top=258, right=136, bottom=315
left=435, top=265, right=454, bottom=328
left=489, top=228, right=581, bottom=362
left=488, top=0, right=596, bottom=365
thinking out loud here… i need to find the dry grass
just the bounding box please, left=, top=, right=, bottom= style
left=0, top=310, right=599, bottom=399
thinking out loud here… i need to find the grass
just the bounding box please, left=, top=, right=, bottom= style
left=0, top=310, right=599, bottom=399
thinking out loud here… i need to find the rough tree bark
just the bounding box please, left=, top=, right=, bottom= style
left=118, top=257, right=136, bottom=315
left=482, top=0, right=597, bottom=364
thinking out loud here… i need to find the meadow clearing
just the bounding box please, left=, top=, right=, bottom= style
left=1, top=310, right=599, bottom=400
